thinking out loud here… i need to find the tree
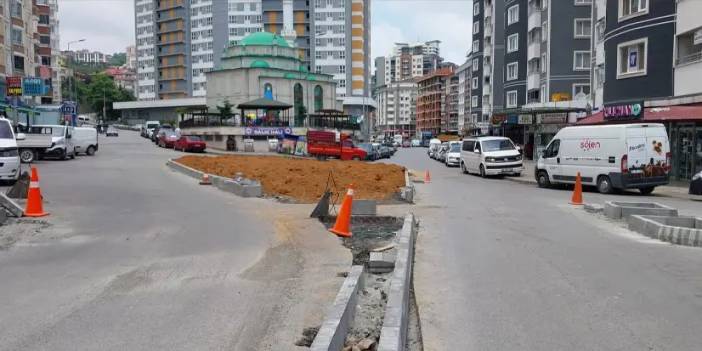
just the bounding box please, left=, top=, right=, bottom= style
left=216, top=99, right=234, bottom=117
left=109, top=53, right=126, bottom=67
left=62, top=73, right=135, bottom=120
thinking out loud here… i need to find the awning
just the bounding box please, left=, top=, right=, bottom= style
left=237, top=97, right=292, bottom=110
left=577, top=105, right=702, bottom=125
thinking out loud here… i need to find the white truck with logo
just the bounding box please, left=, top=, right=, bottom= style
left=535, top=123, right=670, bottom=194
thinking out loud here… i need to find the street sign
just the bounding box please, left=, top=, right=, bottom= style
left=22, top=77, right=44, bottom=96
left=6, top=77, right=22, bottom=96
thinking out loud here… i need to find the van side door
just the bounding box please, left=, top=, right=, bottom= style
left=461, top=140, right=475, bottom=170
left=542, top=139, right=561, bottom=181
left=472, top=141, right=482, bottom=171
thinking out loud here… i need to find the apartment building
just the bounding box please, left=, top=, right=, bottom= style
left=126, top=45, right=137, bottom=70
left=673, top=0, right=702, bottom=97
left=134, top=0, right=372, bottom=114
left=374, top=79, right=417, bottom=137
left=66, top=49, right=111, bottom=65
left=470, top=0, right=505, bottom=128
left=416, top=66, right=454, bottom=136
left=48, top=0, right=61, bottom=103
left=377, top=41, right=443, bottom=85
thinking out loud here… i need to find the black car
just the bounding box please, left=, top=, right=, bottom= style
left=358, top=143, right=379, bottom=161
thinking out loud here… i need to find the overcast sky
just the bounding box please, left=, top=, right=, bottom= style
left=58, top=0, right=472, bottom=64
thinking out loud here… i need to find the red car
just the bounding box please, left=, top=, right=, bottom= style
left=174, top=135, right=207, bottom=152
left=158, top=131, right=179, bottom=148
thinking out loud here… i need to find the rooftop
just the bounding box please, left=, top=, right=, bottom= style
left=239, top=32, right=290, bottom=48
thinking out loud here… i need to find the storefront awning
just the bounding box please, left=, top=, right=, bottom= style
left=578, top=105, right=702, bottom=125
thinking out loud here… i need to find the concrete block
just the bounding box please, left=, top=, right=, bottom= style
left=369, top=251, right=395, bottom=273
left=399, top=186, right=415, bottom=203
left=604, top=201, right=678, bottom=220
left=167, top=159, right=262, bottom=198
left=628, top=214, right=702, bottom=247
left=352, top=200, right=377, bottom=216
left=583, top=203, right=603, bottom=214
left=310, top=265, right=365, bottom=351
left=0, top=193, right=24, bottom=217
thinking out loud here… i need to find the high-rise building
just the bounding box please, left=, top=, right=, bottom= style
left=134, top=0, right=372, bottom=113
left=376, top=41, right=443, bottom=85
left=455, top=57, right=472, bottom=133
left=375, top=79, right=417, bottom=138
left=125, top=45, right=137, bottom=70
left=63, top=49, right=111, bottom=65
left=470, top=0, right=505, bottom=129
left=48, top=0, right=61, bottom=103
left=416, top=66, right=454, bottom=136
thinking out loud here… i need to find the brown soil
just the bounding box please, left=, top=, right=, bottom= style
left=176, top=155, right=406, bottom=203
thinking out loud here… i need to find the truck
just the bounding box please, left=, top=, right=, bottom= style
left=16, top=125, right=75, bottom=163
left=306, top=130, right=367, bottom=161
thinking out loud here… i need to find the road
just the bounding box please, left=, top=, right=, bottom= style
left=0, top=131, right=348, bottom=351
left=389, top=148, right=702, bottom=351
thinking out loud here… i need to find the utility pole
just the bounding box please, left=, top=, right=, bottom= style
left=66, top=39, right=86, bottom=102
left=103, top=87, right=106, bottom=120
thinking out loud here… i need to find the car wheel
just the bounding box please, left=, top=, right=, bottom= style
left=86, top=146, right=96, bottom=156
left=460, top=161, right=468, bottom=174
left=19, top=149, right=35, bottom=163
left=597, top=175, right=614, bottom=194
left=479, top=164, right=487, bottom=178
left=639, top=186, right=655, bottom=195
left=537, top=171, right=551, bottom=188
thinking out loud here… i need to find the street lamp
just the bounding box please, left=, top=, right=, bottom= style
left=66, top=39, right=86, bottom=102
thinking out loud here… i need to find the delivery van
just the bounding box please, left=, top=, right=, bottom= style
left=428, top=138, right=442, bottom=158
left=460, top=136, right=523, bottom=177
left=73, top=127, right=99, bottom=156
left=535, top=124, right=670, bottom=194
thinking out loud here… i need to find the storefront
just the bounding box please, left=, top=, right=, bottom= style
left=578, top=104, right=702, bottom=181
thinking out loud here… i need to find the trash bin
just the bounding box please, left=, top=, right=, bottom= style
left=243, top=138, right=255, bottom=152
left=689, top=171, right=702, bottom=195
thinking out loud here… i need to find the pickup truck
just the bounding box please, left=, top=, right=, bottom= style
left=306, top=130, right=367, bottom=161
left=17, top=132, right=52, bottom=163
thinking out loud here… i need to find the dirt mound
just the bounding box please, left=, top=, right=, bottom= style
left=176, top=155, right=406, bottom=203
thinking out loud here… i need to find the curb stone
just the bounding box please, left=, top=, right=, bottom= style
left=166, top=159, right=262, bottom=198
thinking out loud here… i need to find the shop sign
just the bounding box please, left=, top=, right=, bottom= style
left=244, top=127, right=293, bottom=136
left=22, top=77, right=44, bottom=96
left=518, top=114, right=533, bottom=125
left=6, top=76, right=22, bottom=96
left=551, top=93, right=571, bottom=102
left=491, top=115, right=506, bottom=125
left=538, top=113, right=567, bottom=124
left=603, top=101, right=644, bottom=121
left=505, top=115, right=519, bottom=124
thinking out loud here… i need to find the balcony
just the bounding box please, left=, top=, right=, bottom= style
left=528, top=8, right=541, bottom=31
left=484, top=23, right=492, bottom=37
left=484, top=3, right=492, bottom=15
left=483, top=63, right=491, bottom=77
left=482, top=104, right=492, bottom=116
left=527, top=41, right=541, bottom=60
left=675, top=51, right=702, bottom=96
left=482, top=83, right=491, bottom=96
left=484, top=42, right=492, bottom=54
left=527, top=72, right=540, bottom=90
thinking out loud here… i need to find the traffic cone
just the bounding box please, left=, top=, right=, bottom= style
left=570, top=172, right=584, bottom=206
left=329, top=184, right=354, bottom=238
left=24, top=167, right=48, bottom=217
left=424, top=170, right=431, bottom=183
left=199, top=173, right=211, bottom=185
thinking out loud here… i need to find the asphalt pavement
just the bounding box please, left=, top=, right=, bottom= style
left=0, top=131, right=348, bottom=351
left=389, top=148, right=702, bottom=351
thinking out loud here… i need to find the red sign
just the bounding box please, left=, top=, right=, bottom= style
left=6, top=76, right=22, bottom=96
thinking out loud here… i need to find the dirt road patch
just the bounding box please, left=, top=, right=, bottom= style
left=176, top=155, right=406, bottom=203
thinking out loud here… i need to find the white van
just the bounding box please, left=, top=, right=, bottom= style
left=445, top=141, right=462, bottom=167
left=428, top=138, right=442, bottom=158
left=33, top=125, right=75, bottom=160
left=535, top=124, right=670, bottom=194
left=73, top=127, right=99, bottom=156
left=0, top=118, right=21, bottom=183
left=460, top=136, right=523, bottom=177
left=144, top=120, right=160, bottom=138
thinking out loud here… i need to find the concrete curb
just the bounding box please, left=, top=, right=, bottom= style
left=0, top=193, right=24, bottom=217
left=603, top=201, right=678, bottom=220
left=310, top=265, right=365, bottom=351
left=377, top=213, right=417, bottom=351
left=166, top=159, right=263, bottom=198
left=628, top=215, right=702, bottom=247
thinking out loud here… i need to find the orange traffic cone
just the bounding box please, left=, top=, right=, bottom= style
left=424, top=170, right=431, bottom=183
left=329, top=184, right=354, bottom=238
left=199, top=173, right=211, bottom=185
left=24, top=167, right=48, bottom=217
left=570, top=172, right=584, bottom=206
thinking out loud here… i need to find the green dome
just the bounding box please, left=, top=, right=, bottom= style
left=240, top=32, right=290, bottom=47
left=307, top=75, right=316, bottom=81
left=250, top=60, right=270, bottom=68
left=298, top=65, right=308, bottom=73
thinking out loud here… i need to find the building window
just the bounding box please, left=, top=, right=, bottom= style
left=472, top=77, right=479, bottom=89
left=473, top=22, right=480, bottom=34
left=11, top=28, right=22, bottom=45
left=339, top=65, right=345, bottom=74
left=471, top=95, right=478, bottom=107
left=472, top=58, right=479, bottom=72
left=472, top=40, right=480, bottom=53
left=572, top=84, right=590, bottom=99
left=575, top=0, right=592, bottom=5
left=473, top=2, right=480, bottom=16
left=507, top=34, right=519, bottom=53
left=506, top=62, right=518, bottom=81
left=574, top=19, right=592, bottom=38
left=314, top=85, right=324, bottom=111
left=619, top=0, right=648, bottom=21
left=617, top=38, right=647, bottom=78
left=506, top=90, right=518, bottom=108
left=13, top=55, right=24, bottom=71
left=507, top=5, right=519, bottom=25
left=39, top=14, right=50, bottom=25
left=573, top=51, right=591, bottom=71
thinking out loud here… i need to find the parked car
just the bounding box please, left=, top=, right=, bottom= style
left=105, top=127, right=119, bottom=137
left=402, top=140, right=411, bottom=148
left=437, top=143, right=449, bottom=162
left=158, top=131, right=179, bottom=148
left=358, top=143, right=379, bottom=160
left=0, top=118, right=21, bottom=184
left=174, top=135, right=206, bottom=152
left=428, top=138, right=442, bottom=158
left=689, top=171, right=702, bottom=196
left=143, top=120, right=159, bottom=138
left=536, top=123, right=670, bottom=194
left=152, top=125, right=173, bottom=143
left=73, top=127, right=99, bottom=155
left=411, top=139, right=421, bottom=147
left=460, top=136, right=523, bottom=177
left=379, top=145, right=392, bottom=159
left=445, top=141, right=461, bottom=167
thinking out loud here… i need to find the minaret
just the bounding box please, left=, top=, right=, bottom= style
left=281, top=0, right=297, bottom=47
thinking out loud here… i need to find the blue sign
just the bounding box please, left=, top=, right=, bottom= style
left=244, top=127, right=292, bottom=136
left=628, top=51, right=638, bottom=69
left=22, top=77, right=44, bottom=96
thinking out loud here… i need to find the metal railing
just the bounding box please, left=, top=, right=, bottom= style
left=180, top=113, right=360, bottom=130
left=677, top=52, right=702, bottom=66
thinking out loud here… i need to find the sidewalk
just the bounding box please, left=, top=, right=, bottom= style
left=505, top=160, right=694, bottom=201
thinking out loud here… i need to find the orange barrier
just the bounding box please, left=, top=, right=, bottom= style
left=24, top=167, right=48, bottom=217
left=570, top=172, right=584, bottom=205
left=329, top=185, right=354, bottom=238
left=199, top=173, right=212, bottom=185
left=424, top=170, right=431, bottom=183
